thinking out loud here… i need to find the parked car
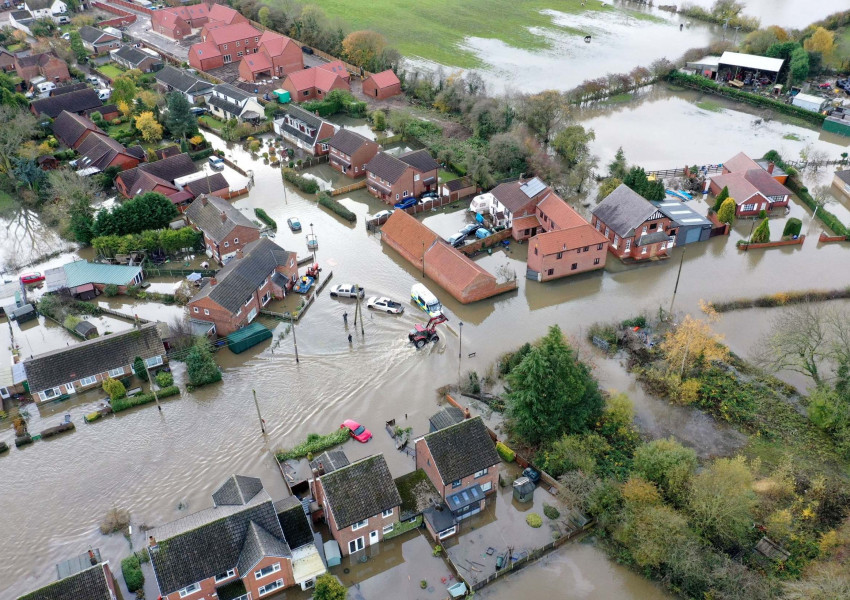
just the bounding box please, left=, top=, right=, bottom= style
left=447, top=233, right=466, bottom=247
left=367, top=296, right=404, bottom=314
left=372, top=209, right=393, bottom=221
left=419, top=191, right=439, bottom=203
left=97, top=88, right=111, bottom=101
left=460, top=223, right=480, bottom=236
left=475, top=227, right=493, bottom=239
left=411, top=283, right=442, bottom=318
left=301, top=45, right=314, bottom=54
left=86, top=75, right=101, bottom=86
left=287, top=217, right=302, bottom=231
left=20, top=272, right=44, bottom=285
left=329, top=283, right=365, bottom=299
left=189, top=107, right=207, bottom=115
left=208, top=156, right=224, bottom=170
left=394, top=197, right=417, bottom=210
left=340, top=419, right=371, bottom=443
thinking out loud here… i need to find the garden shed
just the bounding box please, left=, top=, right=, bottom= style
left=226, top=322, right=272, bottom=354
left=74, top=320, right=98, bottom=339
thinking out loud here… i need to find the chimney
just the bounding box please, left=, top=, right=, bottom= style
left=88, top=549, right=97, bottom=565
left=236, top=248, right=244, bottom=260
left=767, top=161, right=775, bottom=174
left=149, top=536, right=156, bottom=547
left=210, top=277, right=217, bottom=286
left=201, top=195, right=208, bottom=206
left=463, top=407, right=471, bottom=419
left=220, top=211, right=228, bottom=223
left=317, top=461, right=325, bottom=476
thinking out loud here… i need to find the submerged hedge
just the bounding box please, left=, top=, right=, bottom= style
left=318, top=191, right=356, bottom=222
left=276, top=428, right=350, bottom=461
left=254, top=208, right=277, bottom=229
left=111, top=386, right=180, bottom=412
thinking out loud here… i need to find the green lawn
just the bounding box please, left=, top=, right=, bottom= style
left=199, top=115, right=224, bottom=131
left=439, top=168, right=458, bottom=183
left=106, top=122, right=132, bottom=138
left=272, top=0, right=606, bottom=68
left=98, top=63, right=125, bottom=80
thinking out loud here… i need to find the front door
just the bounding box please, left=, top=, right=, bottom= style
left=369, top=530, right=379, bottom=545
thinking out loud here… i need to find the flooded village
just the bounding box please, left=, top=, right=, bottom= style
left=2, top=1, right=850, bottom=600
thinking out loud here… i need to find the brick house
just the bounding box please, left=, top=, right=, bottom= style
left=188, top=22, right=262, bottom=71
left=0, top=48, right=16, bottom=73
left=487, top=177, right=550, bottom=230
left=52, top=110, right=103, bottom=149
left=155, top=66, right=214, bottom=104
left=365, top=151, right=414, bottom=203
left=239, top=31, right=303, bottom=82
left=15, top=52, right=70, bottom=84
left=362, top=69, right=401, bottom=100
left=78, top=26, right=120, bottom=55
left=17, top=548, right=118, bottom=600
left=273, top=105, right=336, bottom=156
left=207, top=3, right=248, bottom=27
left=110, top=46, right=163, bottom=73
left=328, top=129, right=379, bottom=178
left=188, top=238, right=297, bottom=336
left=75, top=132, right=143, bottom=173
left=399, top=149, right=439, bottom=196
left=207, top=83, right=264, bottom=123
left=185, top=194, right=261, bottom=264
left=282, top=62, right=350, bottom=103
left=22, top=322, right=165, bottom=403
left=150, top=3, right=211, bottom=39
left=708, top=151, right=792, bottom=216
left=591, top=184, right=671, bottom=261
left=147, top=475, right=324, bottom=600
left=415, top=416, right=501, bottom=540
left=312, top=454, right=402, bottom=556
left=115, top=152, right=200, bottom=200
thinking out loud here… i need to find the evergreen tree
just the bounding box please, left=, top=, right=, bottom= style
left=608, top=146, right=628, bottom=179
left=165, top=92, right=196, bottom=140
left=712, top=186, right=729, bottom=212
left=133, top=357, right=149, bottom=381
left=717, top=197, right=737, bottom=224
left=751, top=218, right=770, bottom=243
left=186, top=340, right=222, bottom=387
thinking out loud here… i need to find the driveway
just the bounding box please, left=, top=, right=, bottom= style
left=123, top=12, right=192, bottom=62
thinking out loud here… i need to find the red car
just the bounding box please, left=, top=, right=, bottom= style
left=341, top=419, right=372, bottom=443
left=20, top=272, right=44, bottom=285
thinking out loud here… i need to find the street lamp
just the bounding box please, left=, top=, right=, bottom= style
left=310, top=222, right=316, bottom=263
left=458, top=322, right=464, bottom=360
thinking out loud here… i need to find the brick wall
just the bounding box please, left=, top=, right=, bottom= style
left=592, top=214, right=671, bottom=261
left=107, top=0, right=152, bottom=14
left=243, top=556, right=295, bottom=598
left=163, top=575, right=217, bottom=600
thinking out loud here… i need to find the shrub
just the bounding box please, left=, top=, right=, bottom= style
left=133, top=356, right=149, bottom=381
left=121, top=555, right=144, bottom=592
left=498, top=342, right=532, bottom=375
left=111, top=386, right=179, bottom=412
left=717, top=197, right=736, bottom=224
left=102, top=378, right=126, bottom=401
left=543, top=504, right=560, bottom=519
left=318, top=191, right=356, bottom=222
left=496, top=441, right=515, bottom=462
left=103, top=283, right=119, bottom=297
left=526, top=513, right=543, bottom=528
left=712, top=185, right=729, bottom=212
left=783, top=218, right=802, bottom=238
left=185, top=340, right=221, bottom=387
left=100, top=507, right=130, bottom=534
left=751, top=218, right=770, bottom=244
left=282, top=168, right=319, bottom=194
left=155, top=371, right=174, bottom=388
left=276, top=428, right=350, bottom=460
left=621, top=316, right=647, bottom=328
left=254, top=208, right=277, bottom=229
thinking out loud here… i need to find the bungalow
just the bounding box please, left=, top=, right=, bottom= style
left=365, top=151, right=414, bottom=203
left=110, top=46, right=163, bottom=73
left=185, top=194, right=261, bottom=264
left=155, top=65, right=214, bottom=104
left=282, top=62, right=350, bottom=103
left=207, top=83, right=264, bottom=123
left=52, top=111, right=103, bottom=149
left=44, top=260, right=144, bottom=295
left=833, top=169, right=850, bottom=200
left=591, top=184, right=671, bottom=261
left=22, top=322, right=165, bottom=403
left=415, top=416, right=501, bottom=539
left=273, top=105, right=336, bottom=156
left=30, top=88, right=103, bottom=118
left=17, top=548, right=118, bottom=600
left=327, top=129, right=379, bottom=178
left=709, top=154, right=792, bottom=216
left=188, top=237, right=297, bottom=336
left=115, top=152, right=199, bottom=199
left=362, top=69, right=401, bottom=100
left=74, top=132, right=143, bottom=173
left=188, top=22, right=262, bottom=72
left=15, top=52, right=70, bottom=85
left=50, top=82, right=88, bottom=96
left=78, top=26, right=120, bottom=55
left=312, top=454, right=402, bottom=556
left=183, top=172, right=230, bottom=201
left=147, top=475, right=324, bottom=600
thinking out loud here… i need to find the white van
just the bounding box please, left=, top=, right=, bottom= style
left=411, top=283, right=442, bottom=318
left=36, top=81, right=56, bottom=94
left=97, top=88, right=112, bottom=101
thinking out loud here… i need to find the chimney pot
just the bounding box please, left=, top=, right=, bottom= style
left=767, top=161, right=775, bottom=174
left=201, top=195, right=208, bottom=206
left=149, top=536, right=156, bottom=547
left=88, top=549, right=97, bottom=565
left=210, top=277, right=218, bottom=286
left=463, top=407, right=471, bottom=419
left=236, top=248, right=244, bottom=260
left=318, top=461, right=325, bottom=475
left=220, top=211, right=227, bottom=223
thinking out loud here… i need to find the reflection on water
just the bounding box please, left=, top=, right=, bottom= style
left=0, top=208, right=75, bottom=272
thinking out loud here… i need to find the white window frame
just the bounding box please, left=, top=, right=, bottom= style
left=145, top=355, right=163, bottom=368
left=234, top=237, right=239, bottom=244
left=42, top=387, right=61, bottom=400
left=79, top=375, right=98, bottom=387
left=438, top=525, right=457, bottom=539
left=348, top=537, right=365, bottom=553
left=193, top=306, right=199, bottom=313
left=215, top=569, right=236, bottom=583
left=604, top=227, right=610, bottom=237
left=474, top=468, right=488, bottom=478
left=258, top=578, right=284, bottom=597
left=108, top=367, right=125, bottom=378
left=352, top=519, right=368, bottom=531
left=64, top=382, right=75, bottom=393
left=223, top=44, right=228, bottom=50
left=178, top=582, right=201, bottom=598
left=382, top=523, right=394, bottom=535
left=414, top=174, right=420, bottom=181
left=224, top=241, right=230, bottom=248
left=624, top=239, right=631, bottom=251
left=381, top=508, right=393, bottom=518
left=204, top=309, right=210, bottom=316
left=255, top=562, right=281, bottom=580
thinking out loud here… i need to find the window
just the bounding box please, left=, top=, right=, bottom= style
left=145, top=356, right=163, bottom=368
left=438, top=525, right=457, bottom=539
left=354, top=166, right=358, bottom=173
left=594, top=257, right=600, bottom=265
left=534, top=247, right=538, bottom=255
left=604, top=227, right=610, bottom=237
left=258, top=579, right=284, bottom=597
left=741, top=203, right=756, bottom=212
left=245, top=296, right=253, bottom=306
left=193, top=307, right=199, bottom=313
left=321, top=143, right=328, bottom=151
left=303, top=90, right=309, bottom=96
left=625, top=239, right=631, bottom=251
left=215, top=570, right=236, bottom=583
left=262, top=291, right=271, bottom=305
left=79, top=375, right=97, bottom=387
left=42, top=387, right=61, bottom=400
left=649, top=223, right=657, bottom=230
left=395, top=194, right=399, bottom=200
left=255, top=563, right=281, bottom=580
left=597, top=243, right=604, bottom=250
left=223, top=44, right=228, bottom=49
left=546, top=268, right=554, bottom=276
left=348, top=537, right=365, bottom=553
left=642, top=225, right=648, bottom=234
left=254, top=36, right=259, bottom=42
left=224, top=242, right=230, bottom=248
left=452, top=479, right=462, bottom=488
left=178, top=583, right=201, bottom=598
left=474, top=468, right=488, bottom=478
left=556, top=252, right=562, bottom=259
left=108, top=367, right=125, bottom=377
left=223, top=54, right=232, bottom=63
left=382, top=508, right=394, bottom=518
left=583, top=246, right=589, bottom=252
left=235, top=40, right=240, bottom=47
left=383, top=523, right=394, bottom=535
left=204, top=309, right=210, bottom=316
left=234, top=238, right=239, bottom=244
left=571, top=263, right=578, bottom=270
left=237, top=51, right=243, bottom=57
left=352, top=519, right=368, bottom=531
left=595, top=220, right=601, bottom=231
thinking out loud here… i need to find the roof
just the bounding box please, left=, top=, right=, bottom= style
left=741, top=168, right=791, bottom=197
left=185, top=193, right=258, bottom=244
left=275, top=496, right=315, bottom=549
left=206, top=22, right=261, bottom=46
left=52, top=111, right=102, bottom=148
left=429, top=406, right=465, bottom=431
left=31, top=89, right=102, bottom=118
left=718, top=51, right=784, bottom=73
left=59, top=260, right=142, bottom=289
left=591, top=184, right=659, bottom=237
left=536, top=192, right=588, bottom=230
left=23, top=323, right=164, bottom=393
left=285, top=64, right=346, bottom=93
left=78, top=26, right=116, bottom=45
left=329, top=128, right=373, bottom=156
left=241, top=52, right=271, bottom=73
left=258, top=30, right=296, bottom=58
left=208, top=3, right=242, bottom=24
left=637, top=231, right=671, bottom=245
left=447, top=483, right=485, bottom=512
left=399, top=149, right=439, bottom=174
left=533, top=225, right=607, bottom=255
left=74, top=321, right=97, bottom=337
left=425, top=242, right=495, bottom=293
left=365, top=69, right=400, bottom=89
left=491, top=178, right=548, bottom=214
left=10, top=9, right=31, bottom=21
left=25, top=0, right=53, bottom=9
left=655, top=201, right=712, bottom=227
left=275, top=105, right=333, bottom=146
left=74, top=132, right=131, bottom=171
left=236, top=521, right=291, bottom=576
left=185, top=173, right=229, bottom=196
left=423, top=504, right=455, bottom=534
left=112, top=45, right=160, bottom=67
left=155, top=65, right=213, bottom=95
left=118, top=153, right=197, bottom=192
left=214, top=82, right=253, bottom=103
left=512, top=215, right=541, bottom=230
left=835, top=170, right=850, bottom=185
left=310, top=449, right=350, bottom=475
left=213, top=475, right=264, bottom=506
left=445, top=177, right=473, bottom=192
left=157, top=3, right=209, bottom=21
left=710, top=172, right=766, bottom=204
left=55, top=549, right=102, bottom=580
left=17, top=564, right=112, bottom=600
left=208, top=94, right=243, bottom=117
left=319, top=454, right=402, bottom=529
left=793, top=92, right=826, bottom=106
left=421, top=416, right=500, bottom=483
left=380, top=209, right=439, bottom=259
left=723, top=152, right=761, bottom=173
left=366, top=151, right=410, bottom=184
left=320, top=60, right=349, bottom=79
left=190, top=238, right=294, bottom=313
left=51, top=82, right=88, bottom=96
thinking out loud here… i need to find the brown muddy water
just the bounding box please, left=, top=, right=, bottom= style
left=3, top=91, right=850, bottom=598
left=682, top=0, right=848, bottom=28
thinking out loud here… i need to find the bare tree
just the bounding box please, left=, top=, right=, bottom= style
left=811, top=185, right=835, bottom=219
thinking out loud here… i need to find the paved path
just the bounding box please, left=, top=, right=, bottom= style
left=122, top=9, right=191, bottom=62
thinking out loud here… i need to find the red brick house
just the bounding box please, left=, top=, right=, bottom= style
left=328, top=129, right=379, bottom=178
left=30, top=88, right=104, bottom=119
left=709, top=151, right=792, bottom=216
left=365, top=151, right=414, bottom=203
left=238, top=30, right=302, bottom=81
left=52, top=110, right=103, bottom=149
left=312, top=454, right=402, bottom=556
left=362, top=69, right=401, bottom=100
left=75, top=132, right=143, bottom=173
left=151, top=4, right=211, bottom=39
left=17, top=548, right=118, bottom=600
left=185, top=194, right=261, bottom=265
left=282, top=62, right=350, bottom=102
left=147, top=475, right=325, bottom=600
left=488, top=177, right=550, bottom=231
left=188, top=237, right=296, bottom=336
left=415, top=416, right=501, bottom=540
left=0, top=48, right=16, bottom=73
left=399, top=149, right=439, bottom=196
left=591, top=184, right=671, bottom=261
left=207, top=3, right=248, bottom=28
left=78, top=26, right=121, bottom=56
left=114, top=153, right=204, bottom=203
left=188, top=22, right=262, bottom=72
left=15, top=52, right=70, bottom=84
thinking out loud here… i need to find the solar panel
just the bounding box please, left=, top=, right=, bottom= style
left=520, top=177, right=546, bottom=198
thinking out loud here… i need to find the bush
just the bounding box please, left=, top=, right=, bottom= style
left=498, top=342, right=532, bottom=375
left=543, top=504, right=560, bottom=519
left=496, top=441, right=515, bottom=462
left=621, top=316, right=647, bottom=328
left=785, top=176, right=849, bottom=236
left=318, top=191, right=356, bottom=222
left=282, top=168, right=319, bottom=194
left=254, top=208, right=277, bottom=229
left=155, top=371, right=174, bottom=388
left=185, top=340, right=221, bottom=387
left=100, top=507, right=130, bottom=534
left=121, top=555, right=144, bottom=592
left=782, top=218, right=802, bottom=238
left=103, top=283, right=119, bottom=297
left=276, top=428, right=350, bottom=460
left=751, top=218, right=770, bottom=244
left=526, top=513, right=543, bottom=528
left=102, top=378, right=126, bottom=401
left=111, top=385, right=179, bottom=412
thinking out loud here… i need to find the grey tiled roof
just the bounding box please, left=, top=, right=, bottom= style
left=213, top=475, right=264, bottom=506
left=275, top=105, right=332, bottom=146
left=399, top=149, right=439, bottom=174
left=75, top=132, right=129, bottom=171
left=320, top=454, right=401, bottom=529
left=52, top=111, right=101, bottom=148
left=51, top=82, right=88, bottom=96
left=214, top=83, right=252, bottom=103
left=310, top=449, right=349, bottom=475
left=591, top=184, right=659, bottom=238
left=276, top=496, right=315, bottom=549
left=79, top=26, right=115, bottom=45
left=365, top=151, right=409, bottom=184
left=185, top=194, right=258, bottom=244
left=236, top=521, right=291, bottom=576
left=31, top=89, right=102, bottom=118
left=112, top=45, right=160, bottom=68
left=117, top=153, right=197, bottom=191
left=328, top=128, right=371, bottom=156
left=17, top=564, right=112, bottom=600
left=155, top=65, right=213, bottom=95
left=23, top=323, right=164, bottom=393
left=422, top=416, right=500, bottom=484
left=185, top=173, right=229, bottom=196
left=836, top=170, right=850, bottom=185
left=428, top=406, right=464, bottom=431
left=208, top=94, right=242, bottom=118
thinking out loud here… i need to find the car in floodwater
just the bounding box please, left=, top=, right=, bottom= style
left=329, top=283, right=365, bottom=299
left=287, top=217, right=302, bottom=231
left=394, top=197, right=417, bottom=210
left=208, top=156, right=225, bottom=170
left=372, top=209, right=394, bottom=221
left=341, top=419, right=371, bottom=442
left=366, top=296, right=404, bottom=314
left=20, top=272, right=44, bottom=285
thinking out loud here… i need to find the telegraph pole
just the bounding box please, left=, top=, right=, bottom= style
left=253, top=389, right=265, bottom=433
left=290, top=314, right=299, bottom=363
left=144, top=362, right=161, bottom=411
left=667, top=245, right=686, bottom=320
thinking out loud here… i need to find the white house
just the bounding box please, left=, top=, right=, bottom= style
left=9, top=9, right=34, bottom=35
left=207, top=83, right=265, bottom=123
left=25, top=0, right=67, bottom=20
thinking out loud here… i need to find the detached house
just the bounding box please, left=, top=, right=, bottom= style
left=364, top=149, right=439, bottom=204
left=15, top=52, right=70, bottom=85
left=273, top=105, right=336, bottom=156
left=415, top=416, right=501, bottom=540
left=362, top=69, right=401, bottom=100
left=207, top=83, right=264, bottom=123
left=187, top=237, right=297, bottom=336
left=78, top=26, right=120, bottom=56
left=709, top=152, right=791, bottom=217
left=188, top=22, right=262, bottom=72
left=115, top=152, right=200, bottom=201
left=75, top=132, right=143, bottom=173
left=23, top=322, right=165, bottom=403
left=23, top=0, right=67, bottom=20
left=239, top=31, right=303, bottom=82
left=150, top=3, right=211, bottom=39
left=155, top=66, right=214, bottom=104
left=185, top=194, right=261, bottom=264
left=312, top=454, right=402, bottom=556
left=17, top=548, right=117, bottom=600
left=282, top=61, right=350, bottom=103
left=489, top=177, right=550, bottom=230
left=399, top=149, right=439, bottom=196
left=30, top=88, right=103, bottom=118
left=591, top=184, right=671, bottom=261
left=206, top=3, right=248, bottom=28
left=328, top=129, right=379, bottom=178
left=110, top=46, right=163, bottom=73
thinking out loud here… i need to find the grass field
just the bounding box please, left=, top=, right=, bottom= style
left=98, top=64, right=125, bottom=80
left=271, top=0, right=605, bottom=68
left=695, top=99, right=723, bottom=112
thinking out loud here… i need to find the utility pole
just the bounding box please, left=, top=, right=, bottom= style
left=421, top=241, right=425, bottom=278
left=667, top=245, right=686, bottom=320
left=287, top=313, right=299, bottom=363
left=253, top=389, right=265, bottom=433
left=144, top=362, right=161, bottom=411
left=353, top=284, right=364, bottom=336
left=310, top=223, right=316, bottom=263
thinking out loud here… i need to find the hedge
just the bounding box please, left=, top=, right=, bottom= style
left=121, top=555, right=144, bottom=592
left=282, top=168, right=319, bottom=194
left=111, top=386, right=180, bottom=412
left=786, top=177, right=849, bottom=236
left=276, top=428, right=350, bottom=461
left=496, top=441, right=515, bottom=462
left=189, top=147, right=214, bottom=161
left=318, top=191, right=356, bottom=222
left=254, top=208, right=277, bottom=229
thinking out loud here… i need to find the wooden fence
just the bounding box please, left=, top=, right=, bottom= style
left=144, top=267, right=217, bottom=278
left=645, top=164, right=724, bottom=179
left=376, top=133, right=403, bottom=145
left=329, top=180, right=367, bottom=197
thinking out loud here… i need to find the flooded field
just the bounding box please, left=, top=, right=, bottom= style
left=683, top=0, right=848, bottom=28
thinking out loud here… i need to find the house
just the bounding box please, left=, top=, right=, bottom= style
left=22, top=322, right=165, bottom=403
left=399, top=149, right=439, bottom=197
left=74, top=132, right=143, bottom=173
left=50, top=82, right=88, bottom=96
left=274, top=496, right=327, bottom=590
left=273, top=105, right=336, bottom=156
left=240, top=30, right=302, bottom=81
left=78, top=26, right=121, bottom=55
left=30, top=88, right=103, bottom=118
left=0, top=47, right=17, bottom=73
left=110, top=46, right=163, bottom=73
left=115, top=152, right=198, bottom=198
left=206, top=3, right=248, bottom=28
left=312, top=454, right=402, bottom=556
left=833, top=170, right=850, bottom=199
left=185, top=194, right=261, bottom=264
left=147, top=475, right=324, bottom=600
left=327, top=129, right=379, bottom=178
left=282, top=62, right=350, bottom=103
left=655, top=201, right=712, bottom=246
left=150, top=3, right=211, bottom=39
left=16, top=548, right=117, bottom=600
left=709, top=152, right=792, bottom=216
left=485, top=177, right=550, bottom=230
left=526, top=191, right=608, bottom=282
left=23, top=0, right=66, bottom=20
left=362, top=69, right=401, bottom=100
left=188, top=237, right=297, bottom=336
left=155, top=65, right=214, bottom=104
left=591, top=184, right=671, bottom=261
left=365, top=151, right=414, bottom=203
left=183, top=172, right=230, bottom=201
left=381, top=210, right=518, bottom=303
left=415, top=416, right=500, bottom=539
left=15, top=52, right=70, bottom=85
left=44, top=260, right=144, bottom=295
left=188, top=22, right=262, bottom=72
left=207, top=83, right=264, bottom=123
left=9, top=10, right=35, bottom=36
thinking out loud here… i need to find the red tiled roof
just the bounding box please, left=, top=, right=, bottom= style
left=512, top=215, right=541, bottom=230
left=208, top=3, right=243, bottom=25
left=380, top=210, right=438, bottom=257
left=536, top=192, right=587, bottom=229
left=285, top=65, right=347, bottom=93
left=710, top=172, right=762, bottom=204
left=206, top=23, right=260, bottom=46
left=191, top=41, right=221, bottom=60
left=743, top=168, right=791, bottom=197
left=425, top=242, right=494, bottom=290
left=366, top=69, right=400, bottom=89
left=242, top=52, right=271, bottom=72
left=723, top=151, right=761, bottom=173
left=533, top=225, right=607, bottom=256
left=320, top=60, right=350, bottom=80
left=258, top=30, right=295, bottom=57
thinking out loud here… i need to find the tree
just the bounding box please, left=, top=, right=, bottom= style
left=742, top=29, right=779, bottom=55
left=717, top=197, right=736, bottom=224
left=371, top=109, right=386, bottom=131
left=165, top=92, right=195, bottom=140
left=596, top=177, right=621, bottom=200
left=342, top=30, right=386, bottom=70
left=608, top=147, right=628, bottom=179
left=464, top=149, right=494, bottom=190
left=102, top=378, right=126, bottom=401
left=186, top=340, right=222, bottom=386
left=552, top=125, right=595, bottom=169
left=133, top=356, right=149, bottom=381
left=134, top=111, right=163, bottom=143
left=712, top=185, right=729, bottom=212
left=686, top=456, right=755, bottom=549
left=804, top=27, right=835, bottom=56
left=30, top=18, right=57, bottom=38
left=487, top=131, right=527, bottom=176
left=257, top=6, right=271, bottom=28
left=539, top=432, right=610, bottom=477
left=750, top=218, right=770, bottom=243
left=660, top=314, right=730, bottom=374
left=46, top=167, right=99, bottom=242
left=69, top=31, right=87, bottom=64
left=623, top=166, right=664, bottom=201
left=313, top=574, right=347, bottom=600
left=0, top=105, right=37, bottom=177
left=112, top=75, right=138, bottom=107
left=506, top=325, right=603, bottom=446
left=633, top=438, right=697, bottom=505
left=788, top=46, right=810, bottom=85
left=520, top=90, right=567, bottom=143
left=615, top=503, right=692, bottom=568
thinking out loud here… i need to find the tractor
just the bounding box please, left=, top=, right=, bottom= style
left=305, top=262, right=321, bottom=278
left=409, top=314, right=448, bottom=348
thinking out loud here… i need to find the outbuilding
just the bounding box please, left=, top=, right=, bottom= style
left=362, top=70, right=401, bottom=100
left=791, top=93, right=828, bottom=113
left=655, top=201, right=712, bottom=246
left=717, top=51, right=784, bottom=85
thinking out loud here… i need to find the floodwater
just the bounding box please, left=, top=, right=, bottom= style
left=0, top=208, right=75, bottom=273
left=3, top=92, right=850, bottom=598
left=683, top=0, right=848, bottom=28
